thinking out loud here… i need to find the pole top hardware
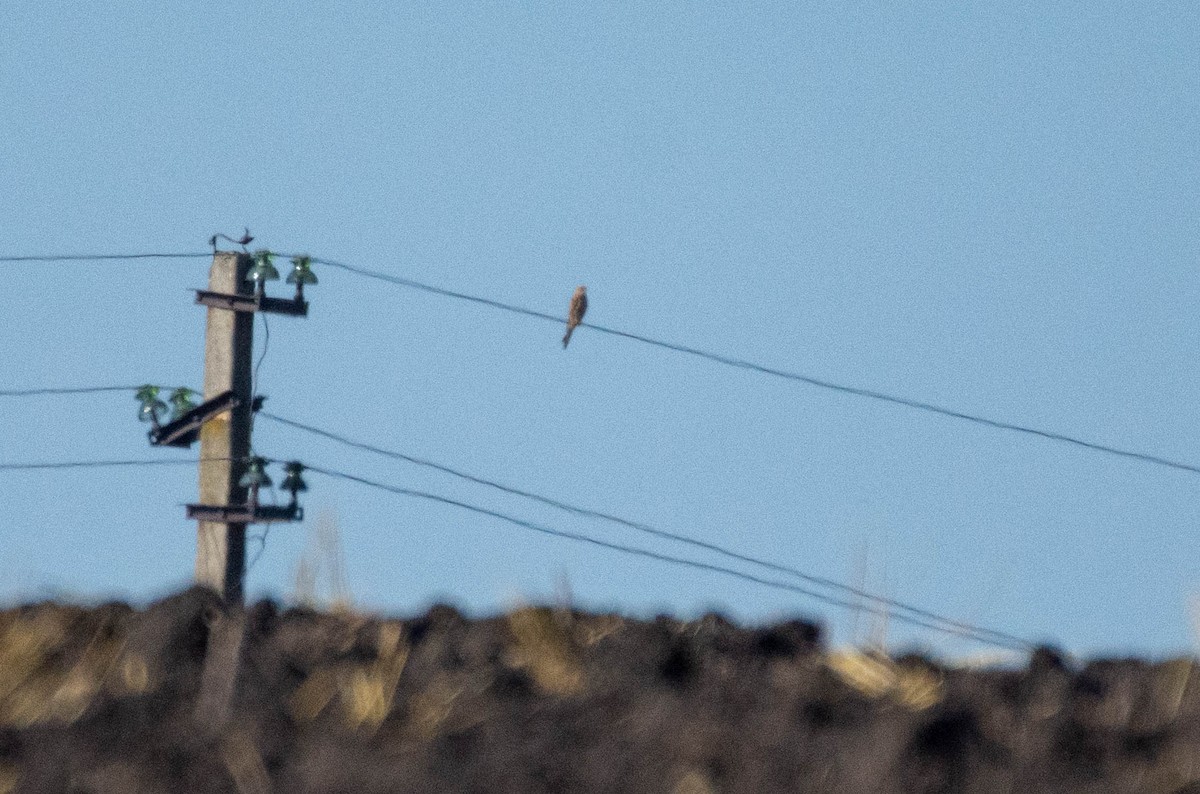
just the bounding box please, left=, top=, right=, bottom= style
left=195, top=289, right=308, bottom=316
left=185, top=502, right=302, bottom=524
left=194, top=251, right=314, bottom=316
left=186, top=458, right=306, bottom=525
left=149, top=389, right=240, bottom=448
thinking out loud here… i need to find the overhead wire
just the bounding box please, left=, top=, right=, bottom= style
left=305, top=463, right=1035, bottom=651
left=0, top=458, right=202, bottom=471
left=0, top=249, right=1182, bottom=648
left=0, top=385, right=152, bottom=397
left=259, top=411, right=1030, bottom=648
left=249, top=312, right=271, bottom=442
left=247, top=526, right=272, bottom=573
left=0, top=451, right=1032, bottom=648
left=1, top=250, right=1195, bottom=477
left=0, top=252, right=212, bottom=263
left=310, top=255, right=1200, bottom=478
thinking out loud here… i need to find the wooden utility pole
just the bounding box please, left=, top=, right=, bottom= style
left=195, top=252, right=254, bottom=602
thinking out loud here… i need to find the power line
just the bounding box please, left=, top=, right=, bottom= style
left=3, top=249, right=1194, bottom=477
left=0, top=458, right=201, bottom=471
left=249, top=313, right=271, bottom=443
left=311, top=255, right=1200, bottom=478
left=260, top=411, right=1030, bottom=648
left=247, top=526, right=272, bottom=573
left=0, top=451, right=1034, bottom=648
left=313, top=256, right=569, bottom=323
left=0, top=252, right=212, bottom=263
left=305, top=463, right=1035, bottom=651
left=0, top=389, right=1045, bottom=648
left=0, top=249, right=1146, bottom=649
left=0, top=385, right=148, bottom=397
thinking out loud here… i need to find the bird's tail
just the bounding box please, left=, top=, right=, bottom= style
left=562, top=326, right=574, bottom=348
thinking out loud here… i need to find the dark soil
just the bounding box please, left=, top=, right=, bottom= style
left=2, top=587, right=1199, bottom=793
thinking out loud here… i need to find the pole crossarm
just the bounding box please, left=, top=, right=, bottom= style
left=149, top=389, right=240, bottom=448
left=186, top=503, right=301, bottom=524
left=194, top=289, right=308, bottom=316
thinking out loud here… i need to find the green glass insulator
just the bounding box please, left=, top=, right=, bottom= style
left=287, top=256, right=318, bottom=286
left=246, top=251, right=280, bottom=283
left=135, top=385, right=167, bottom=423
left=281, top=461, right=309, bottom=494
left=239, top=457, right=273, bottom=488
left=168, top=388, right=197, bottom=421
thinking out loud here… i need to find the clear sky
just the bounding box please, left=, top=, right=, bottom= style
left=1, top=3, right=1197, bottom=657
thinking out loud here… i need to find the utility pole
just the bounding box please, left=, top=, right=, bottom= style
left=195, top=252, right=254, bottom=602
left=140, top=244, right=310, bottom=601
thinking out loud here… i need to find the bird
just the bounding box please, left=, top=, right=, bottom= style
left=209, top=227, right=255, bottom=252
left=562, top=285, right=587, bottom=348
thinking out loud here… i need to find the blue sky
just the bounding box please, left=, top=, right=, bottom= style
left=1, top=3, right=1197, bottom=657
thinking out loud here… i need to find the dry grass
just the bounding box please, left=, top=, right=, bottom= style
left=825, top=648, right=943, bottom=711
left=405, top=672, right=467, bottom=740
left=289, top=621, right=409, bottom=733
left=6, top=593, right=1200, bottom=792
left=574, top=613, right=624, bottom=648
left=505, top=605, right=584, bottom=696
left=0, top=610, right=144, bottom=729
left=291, top=509, right=351, bottom=612
left=1142, top=658, right=1196, bottom=729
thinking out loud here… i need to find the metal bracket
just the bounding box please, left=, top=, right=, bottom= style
left=149, top=389, right=240, bottom=448
left=195, top=289, right=308, bottom=317
left=186, top=502, right=303, bottom=524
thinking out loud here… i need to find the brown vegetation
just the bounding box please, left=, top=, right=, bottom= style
left=1, top=588, right=1199, bottom=792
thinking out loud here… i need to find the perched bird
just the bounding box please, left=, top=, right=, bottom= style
left=562, top=285, right=588, bottom=348
left=209, top=227, right=255, bottom=252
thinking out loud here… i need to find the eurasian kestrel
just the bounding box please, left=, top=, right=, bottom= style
left=562, top=285, right=587, bottom=348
